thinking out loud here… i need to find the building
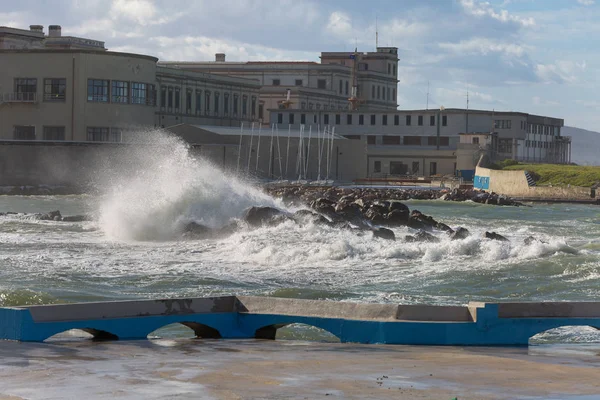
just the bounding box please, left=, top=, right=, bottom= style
left=159, top=47, right=400, bottom=124
left=269, top=108, right=569, bottom=178
left=0, top=25, right=261, bottom=142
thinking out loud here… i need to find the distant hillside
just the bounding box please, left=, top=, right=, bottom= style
left=562, top=126, right=600, bottom=166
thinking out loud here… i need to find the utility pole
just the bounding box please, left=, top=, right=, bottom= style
left=437, top=106, right=444, bottom=150
left=466, top=89, right=469, bottom=134
left=426, top=81, right=430, bottom=110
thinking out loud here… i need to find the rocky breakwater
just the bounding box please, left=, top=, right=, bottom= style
left=0, top=210, right=91, bottom=222
left=264, top=185, right=524, bottom=207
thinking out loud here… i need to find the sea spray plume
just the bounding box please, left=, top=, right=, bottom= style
left=96, top=129, right=285, bottom=241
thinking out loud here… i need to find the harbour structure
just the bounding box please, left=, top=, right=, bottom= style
left=1, top=296, right=599, bottom=345
left=158, top=47, right=400, bottom=125
left=0, top=24, right=261, bottom=142
left=269, top=108, right=569, bottom=179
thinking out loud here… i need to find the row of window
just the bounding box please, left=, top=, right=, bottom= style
left=87, top=79, right=156, bottom=105
left=13, top=78, right=66, bottom=102
left=12, top=125, right=122, bottom=142
left=276, top=113, right=448, bottom=127
left=370, top=85, right=396, bottom=102
left=526, top=140, right=551, bottom=149
left=527, top=124, right=557, bottom=135
left=343, top=135, right=450, bottom=146
left=159, top=86, right=258, bottom=118
left=374, top=160, right=437, bottom=175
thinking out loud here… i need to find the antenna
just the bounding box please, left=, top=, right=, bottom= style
left=375, top=16, right=379, bottom=49
left=426, top=81, right=430, bottom=110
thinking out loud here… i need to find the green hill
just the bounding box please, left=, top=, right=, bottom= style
left=502, top=163, right=600, bottom=187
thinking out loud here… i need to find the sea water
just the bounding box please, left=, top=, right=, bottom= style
left=0, top=130, right=599, bottom=345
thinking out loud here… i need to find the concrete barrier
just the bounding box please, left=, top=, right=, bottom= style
left=1, top=296, right=599, bottom=345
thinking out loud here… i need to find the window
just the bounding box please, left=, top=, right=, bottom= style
left=174, top=88, right=180, bottom=110
left=43, top=78, right=66, bottom=101
left=195, top=90, right=202, bottom=114
left=224, top=93, right=230, bottom=114
left=472, top=137, right=479, bottom=145
left=418, top=115, right=423, bottom=126
left=214, top=92, right=220, bottom=114
left=526, top=140, right=530, bottom=147
left=371, top=86, right=375, bottom=99
left=272, top=79, right=280, bottom=86
left=277, top=113, right=283, bottom=124
left=412, top=161, right=419, bottom=174
left=359, top=63, right=369, bottom=71
left=242, top=95, right=248, bottom=116
left=387, top=88, right=391, bottom=101
left=131, top=82, right=147, bottom=104
left=430, top=162, right=437, bottom=175
left=335, top=114, right=341, bottom=124
left=494, top=120, right=511, bottom=129
left=339, top=80, right=343, bottom=94
left=346, top=114, right=352, bottom=125
left=345, top=81, right=349, bottom=95
left=382, top=135, right=400, bottom=145
left=111, top=81, right=129, bottom=103
left=498, top=138, right=512, bottom=153
left=394, top=115, right=399, bottom=125
left=259, top=104, right=263, bottom=119
left=13, top=125, right=35, bottom=140
left=313, top=115, right=317, bottom=123
left=393, top=65, right=397, bottom=76
left=404, top=136, right=421, bottom=145
left=205, top=91, right=211, bottom=113
left=295, top=79, right=303, bottom=86
left=301, top=114, right=306, bottom=124
left=160, top=86, right=167, bottom=108
left=370, top=114, right=376, bottom=125
left=359, top=114, right=364, bottom=125
left=251, top=96, right=257, bottom=117
left=317, top=79, right=326, bottom=89
left=430, top=115, right=435, bottom=126
left=43, top=126, right=65, bottom=140
left=185, top=90, right=192, bottom=113
left=309, top=103, right=314, bottom=109
left=168, top=87, right=173, bottom=109
left=367, top=136, right=376, bottom=145
left=324, top=114, right=330, bottom=125
left=344, top=135, right=360, bottom=140
left=233, top=93, right=239, bottom=114
left=390, top=161, right=408, bottom=175
left=383, top=87, right=386, bottom=100
left=442, top=115, right=447, bottom=126
left=428, top=136, right=449, bottom=146
left=87, top=127, right=109, bottom=142
left=110, top=128, right=122, bottom=142
left=406, top=115, right=411, bottom=126
left=87, top=79, right=108, bottom=102
left=388, top=64, right=391, bottom=74
left=374, top=161, right=381, bottom=173
left=147, top=84, right=156, bottom=106
left=377, top=86, right=380, bottom=99
left=14, top=78, right=37, bottom=101
left=289, top=113, right=295, bottom=124
left=382, top=115, right=388, bottom=126
left=392, top=88, right=396, bottom=101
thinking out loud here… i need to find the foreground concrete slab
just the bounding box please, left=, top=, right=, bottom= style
left=1, top=296, right=600, bottom=345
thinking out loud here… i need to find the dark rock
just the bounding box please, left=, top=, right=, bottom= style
left=182, top=222, right=213, bottom=237
left=388, top=200, right=409, bottom=214
left=372, top=227, right=395, bottom=241
left=524, top=235, right=547, bottom=245
left=384, top=209, right=409, bottom=226
left=243, top=206, right=289, bottom=227
left=61, top=215, right=90, bottom=222
left=364, top=208, right=385, bottom=224
left=449, top=227, right=470, bottom=240
left=293, top=209, right=330, bottom=225
left=40, top=210, right=62, bottom=221
left=485, top=231, right=509, bottom=242
left=405, top=230, right=440, bottom=243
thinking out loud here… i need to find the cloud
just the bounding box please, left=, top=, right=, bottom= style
left=535, top=61, right=586, bottom=84
left=439, top=37, right=526, bottom=57
left=459, top=0, right=535, bottom=27
left=577, top=0, right=595, bottom=5
left=326, top=11, right=352, bottom=38
left=532, top=96, right=560, bottom=106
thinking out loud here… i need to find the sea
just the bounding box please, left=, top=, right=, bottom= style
left=1, top=131, right=599, bottom=346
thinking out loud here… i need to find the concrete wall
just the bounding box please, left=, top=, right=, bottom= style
left=475, top=165, right=595, bottom=200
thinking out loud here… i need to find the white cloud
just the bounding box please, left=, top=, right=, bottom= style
left=532, top=96, right=559, bottom=106
left=459, top=0, right=535, bottom=27
left=439, top=37, right=526, bottom=58
left=535, top=61, right=586, bottom=84
left=326, top=11, right=352, bottom=38
left=110, top=0, right=157, bottom=25
left=577, top=0, right=595, bottom=5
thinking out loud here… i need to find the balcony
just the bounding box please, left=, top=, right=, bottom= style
left=2, top=92, right=38, bottom=103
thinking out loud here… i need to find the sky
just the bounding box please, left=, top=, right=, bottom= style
left=2, top=0, right=599, bottom=131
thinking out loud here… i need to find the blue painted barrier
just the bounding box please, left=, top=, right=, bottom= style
left=1, top=296, right=599, bottom=345
left=474, top=175, right=490, bottom=190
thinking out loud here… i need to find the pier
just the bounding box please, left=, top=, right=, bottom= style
left=1, top=296, right=599, bottom=344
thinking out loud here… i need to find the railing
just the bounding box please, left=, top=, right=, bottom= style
left=2, top=92, right=38, bottom=103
